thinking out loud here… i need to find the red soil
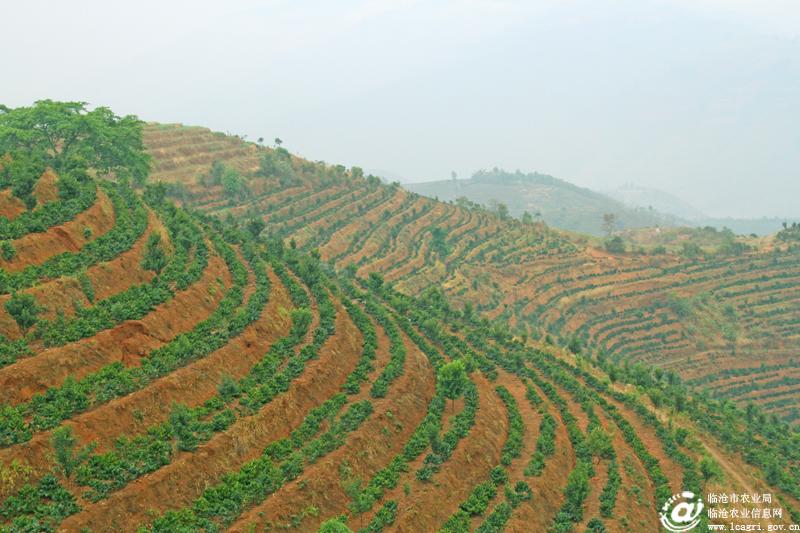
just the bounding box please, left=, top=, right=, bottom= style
left=0, top=248, right=230, bottom=405
left=364, top=370, right=507, bottom=533
left=0, top=207, right=163, bottom=338
left=0, top=190, right=26, bottom=220
left=0, top=185, right=115, bottom=273
left=0, top=268, right=291, bottom=493
left=60, top=296, right=362, bottom=532
left=228, top=330, right=436, bottom=532
left=32, top=169, right=58, bottom=204
left=481, top=371, right=541, bottom=531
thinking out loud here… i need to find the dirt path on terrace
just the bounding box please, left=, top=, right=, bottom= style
left=61, top=297, right=362, bottom=532
left=356, top=369, right=507, bottom=533
left=476, top=370, right=541, bottom=531
left=0, top=207, right=162, bottom=338
left=601, top=417, right=658, bottom=532
left=0, top=268, right=291, bottom=484
left=0, top=187, right=115, bottom=272
left=0, top=248, right=230, bottom=404
left=601, top=390, right=683, bottom=495
left=228, top=329, right=436, bottom=532
left=506, top=375, right=577, bottom=532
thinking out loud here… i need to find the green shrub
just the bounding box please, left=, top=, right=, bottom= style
left=459, top=481, right=497, bottom=516
left=599, top=459, right=621, bottom=517
left=496, top=386, right=524, bottom=466
left=475, top=502, right=512, bottom=533
left=604, top=236, right=626, bottom=254
left=5, top=292, right=41, bottom=332
left=51, top=426, right=94, bottom=478
left=77, top=271, right=95, bottom=303
left=217, top=373, right=240, bottom=401
left=506, top=480, right=533, bottom=508
left=141, top=232, right=168, bottom=274
left=525, top=413, right=556, bottom=476
left=319, top=518, right=353, bottom=532
left=0, top=241, right=14, bottom=261
left=0, top=473, right=80, bottom=530
left=586, top=518, right=607, bottom=532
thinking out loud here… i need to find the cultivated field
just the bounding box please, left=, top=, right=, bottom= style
left=0, top=109, right=798, bottom=532
left=145, top=124, right=800, bottom=425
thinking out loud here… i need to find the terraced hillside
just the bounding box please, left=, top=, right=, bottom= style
left=145, top=124, right=800, bottom=426
left=1, top=103, right=799, bottom=533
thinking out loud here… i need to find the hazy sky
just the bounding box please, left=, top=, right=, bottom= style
left=3, top=0, right=799, bottom=217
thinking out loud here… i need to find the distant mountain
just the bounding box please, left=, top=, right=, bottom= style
left=406, top=169, right=685, bottom=236
left=606, top=184, right=797, bottom=236
left=606, top=183, right=707, bottom=220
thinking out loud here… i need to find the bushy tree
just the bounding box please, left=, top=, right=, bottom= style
left=0, top=241, right=14, bottom=261
left=169, top=403, right=199, bottom=452
left=0, top=100, right=150, bottom=182
left=245, top=218, right=265, bottom=239
left=258, top=149, right=294, bottom=186
left=488, top=199, right=509, bottom=220
left=208, top=160, right=226, bottom=185
left=57, top=172, right=84, bottom=201
left=681, top=241, right=703, bottom=259
left=567, top=336, right=583, bottom=355
left=1, top=152, right=44, bottom=208
left=700, top=456, right=723, bottom=481
left=367, top=271, right=384, bottom=292
left=218, top=373, right=240, bottom=401
left=141, top=233, right=168, bottom=275
left=586, top=427, right=614, bottom=461
left=344, top=478, right=372, bottom=529
left=220, top=167, right=250, bottom=200
left=439, top=359, right=468, bottom=413
left=604, top=236, right=626, bottom=254
left=51, top=426, right=93, bottom=478
left=143, top=181, right=167, bottom=206
left=4, top=292, right=40, bottom=333
left=496, top=202, right=509, bottom=220
left=522, top=211, right=533, bottom=225
left=431, top=226, right=450, bottom=258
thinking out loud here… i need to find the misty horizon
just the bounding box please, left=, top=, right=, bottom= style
left=4, top=0, right=799, bottom=218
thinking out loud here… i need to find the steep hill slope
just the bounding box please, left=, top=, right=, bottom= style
left=149, top=122, right=800, bottom=529
left=1, top=105, right=798, bottom=533
left=144, top=124, right=800, bottom=425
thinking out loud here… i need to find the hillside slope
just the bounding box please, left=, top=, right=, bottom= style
left=151, top=122, right=800, bottom=528
left=606, top=183, right=707, bottom=221
left=145, top=124, right=800, bottom=425
left=405, top=169, right=685, bottom=236
left=1, top=105, right=798, bottom=533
